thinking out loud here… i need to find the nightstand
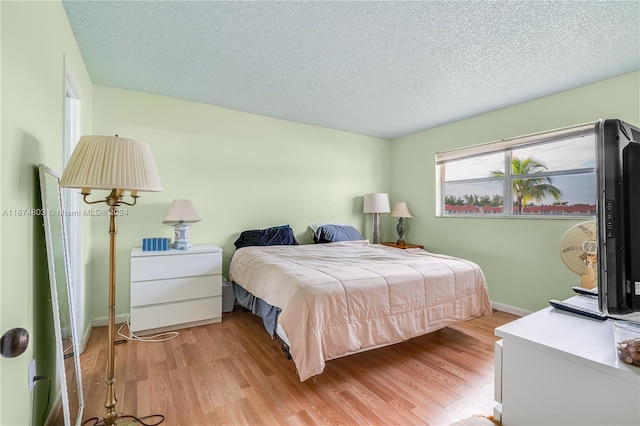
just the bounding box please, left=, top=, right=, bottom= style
left=130, top=245, right=222, bottom=335
left=381, top=242, right=424, bottom=249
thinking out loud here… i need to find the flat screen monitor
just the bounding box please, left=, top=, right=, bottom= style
left=596, top=118, right=640, bottom=320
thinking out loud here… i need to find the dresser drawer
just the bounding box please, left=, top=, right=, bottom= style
left=131, top=251, right=222, bottom=281
left=130, top=296, right=222, bottom=333
left=130, top=274, right=221, bottom=307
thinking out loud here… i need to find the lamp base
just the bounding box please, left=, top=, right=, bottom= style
left=114, top=419, right=138, bottom=426
left=171, top=222, right=192, bottom=250
left=395, top=218, right=406, bottom=246
left=372, top=213, right=382, bottom=244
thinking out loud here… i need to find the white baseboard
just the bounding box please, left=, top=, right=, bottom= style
left=491, top=300, right=531, bottom=317
left=79, top=323, right=92, bottom=354
left=92, top=313, right=130, bottom=327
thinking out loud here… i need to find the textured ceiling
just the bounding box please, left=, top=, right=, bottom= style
left=62, top=0, right=640, bottom=139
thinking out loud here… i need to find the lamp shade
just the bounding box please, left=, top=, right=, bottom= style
left=363, top=193, right=390, bottom=214
left=60, top=135, right=162, bottom=192
left=390, top=202, right=413, bottom=218
left=163, top=199, right=201, bottom=223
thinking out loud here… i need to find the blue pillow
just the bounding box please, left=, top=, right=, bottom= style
left=234, top=225, right=299, bottom=249
left=314, top=225, right=363, bottom=243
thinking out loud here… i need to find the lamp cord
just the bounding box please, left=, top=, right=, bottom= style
left=116, top=315, right=179, bottom=343
left=78, top=317, right=173, bottom=426
left=81, top=414, right=164, bottom=426
left=34, top=373, right=163, bottom=426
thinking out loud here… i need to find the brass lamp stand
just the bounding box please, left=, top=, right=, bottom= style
left=82, top=189, right=138, bottom=424
left=60, top=135, right=162, bottom=425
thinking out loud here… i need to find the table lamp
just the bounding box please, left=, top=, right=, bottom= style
left=363, top=193, right=390, bottom=244
left=60, top=135, right=162, bottom=425
left=162, top=199, right=201, bottom=250
left=390, top=201, right=413, bottom=246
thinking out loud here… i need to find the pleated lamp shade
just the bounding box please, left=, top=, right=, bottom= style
left=60, top=135, right=162, bottom=192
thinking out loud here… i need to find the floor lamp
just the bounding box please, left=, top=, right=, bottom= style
left=60, top=135, right=162, bottom=425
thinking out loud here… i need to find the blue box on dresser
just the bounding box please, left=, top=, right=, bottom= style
left=142, top=237, right=171, bottom=251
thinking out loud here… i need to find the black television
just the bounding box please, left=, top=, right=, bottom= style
left=596, top=118, right=640, bottom=320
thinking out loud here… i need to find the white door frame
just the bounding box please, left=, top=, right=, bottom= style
left=63, top=59, right=85, bottom=351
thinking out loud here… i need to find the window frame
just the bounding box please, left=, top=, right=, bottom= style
left=436, top=122, right=597, bottom=218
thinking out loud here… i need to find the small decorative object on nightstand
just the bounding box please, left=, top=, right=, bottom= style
left=163, top=199, right=201, bottom=250
left=389, top=201, right=413, bottom=246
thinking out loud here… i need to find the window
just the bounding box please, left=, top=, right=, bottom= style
left=436, top=123, right=596, bottom=218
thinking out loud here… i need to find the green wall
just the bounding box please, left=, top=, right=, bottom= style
left=88, top=86, right=390, bottom=323
left=0, top=1, right=93, bottom=425
left=1, top=1, right=639, bottom=423
left=390, top=71, right=640, bottom=313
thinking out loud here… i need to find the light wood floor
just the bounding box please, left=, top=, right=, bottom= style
left=78, top=308, right=518, bottom=426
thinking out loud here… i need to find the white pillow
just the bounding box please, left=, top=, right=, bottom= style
left=308, top=223, right=327, bottom=239
left=309, top=222, right=353, bottom=239
left=308, top=223, right=325, bottom=235
left=308, top=223, right=353, bottom=239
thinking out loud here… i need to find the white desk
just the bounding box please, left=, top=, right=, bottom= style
left=494, top=296, right=640, bottom=426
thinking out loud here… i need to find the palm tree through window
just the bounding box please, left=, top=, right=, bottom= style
left=436, top=123, right=596, bottom=218
left=491, top=157, right=563, bottom=215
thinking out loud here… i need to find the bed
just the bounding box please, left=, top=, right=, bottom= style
left=229, top=228, right=492, bottom=382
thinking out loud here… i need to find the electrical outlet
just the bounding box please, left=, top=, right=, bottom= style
left=28, top=359, right=36, bottom=392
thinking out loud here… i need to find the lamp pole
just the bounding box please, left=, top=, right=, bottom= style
left=373, top=212, right=382, bottom=244
left=82, top=189, right=138, bottom=425
left=105, top=195, right=119, bottom=425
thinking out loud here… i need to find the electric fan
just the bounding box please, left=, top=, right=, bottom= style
left=559, top=220, right=597, bottom=289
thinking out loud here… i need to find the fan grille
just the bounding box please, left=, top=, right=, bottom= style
left=559, top=221, right=597, bottom=276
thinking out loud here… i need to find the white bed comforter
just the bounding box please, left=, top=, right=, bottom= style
left=229, top=241, right=492, bottom=381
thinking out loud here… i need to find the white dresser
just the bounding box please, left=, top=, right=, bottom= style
left=130, top=245, right=223, bottom=335
left=494, top=296, right=640, bottom=425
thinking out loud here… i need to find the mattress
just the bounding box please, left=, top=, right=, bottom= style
left=229, top=240, right=492, bottom=381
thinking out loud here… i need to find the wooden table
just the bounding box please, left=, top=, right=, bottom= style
left=381, top=242, right=424, bottom=249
